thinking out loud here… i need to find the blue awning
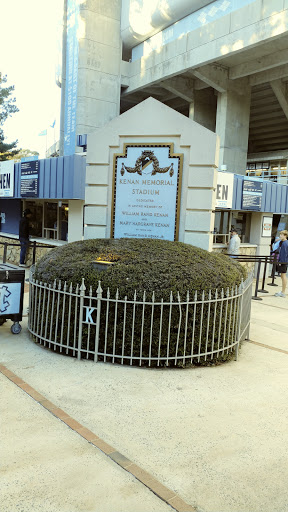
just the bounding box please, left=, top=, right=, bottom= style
left=232, top=174, right=288, bottom=213
left=13, top=154, right=85, bottom=200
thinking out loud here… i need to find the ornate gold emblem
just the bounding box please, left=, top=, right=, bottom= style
left=120, top=150, right=174, bottom=177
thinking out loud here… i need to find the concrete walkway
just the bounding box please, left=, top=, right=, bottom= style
left=1, top=274, right=288, bottom=512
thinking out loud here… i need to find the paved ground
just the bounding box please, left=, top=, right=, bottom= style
left=1, top=271, right=288, bottom=512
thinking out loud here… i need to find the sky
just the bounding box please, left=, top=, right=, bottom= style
left=1, top=0, right=64, bottom=157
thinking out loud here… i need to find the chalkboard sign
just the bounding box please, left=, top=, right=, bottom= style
left=21, top=161, right=39, bottom=198
left=242, top=179, right=263, bottom=211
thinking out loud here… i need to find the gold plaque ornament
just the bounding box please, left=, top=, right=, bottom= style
left=120, top=150, right=174, bottom=177
left=112, top=144, right=183, bottom=241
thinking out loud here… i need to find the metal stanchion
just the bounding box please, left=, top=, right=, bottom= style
left=32, top=241, right=37, bottom=265
left=227, top=253, right=277, bottom=299
left=267, top=253, right=278, bottom=287
left=257, top=256, right=269, bottom=293
left=252, top=260, right=263, bottom=300
left=3, top=242, right=7, bottom=263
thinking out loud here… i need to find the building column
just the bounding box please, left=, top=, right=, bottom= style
left=189, top=89, right=217, bottom=133
left=60, top=0, right=122, bottom=155
left=76, top=1, right=122, bottom=136
left=68, top=200, right=85, bottom=242
left=59, top=0, right=67, bottom=156
left=183, top=165, right=217, bottom=252
left=216, top=84, right=251, bottom=175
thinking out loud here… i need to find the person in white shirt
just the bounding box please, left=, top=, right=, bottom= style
left=227, top=229, right=240, bottom=256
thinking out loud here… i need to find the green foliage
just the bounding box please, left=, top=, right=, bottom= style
left=3, top=148, right=39, bottom=162
left=35, top=238, right=246, bottom=298
left=34, top=238, right=247, bottom=366
left=0, top=73, right=19, bottom=157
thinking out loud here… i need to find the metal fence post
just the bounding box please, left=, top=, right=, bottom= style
left=252, top=260, right=262, bottom=300
left=32, top=241, right=37, bottom=264
left=94, top=281, right=102, bottom=362
left=245, top=277, right=253, bottom=341
left=77, top=278, right=86, bottom=360
left=3, top=242, right=7, bottom=263
left=235, top=280, right=244, bottom=361
left=268, top=252, right=278, bottom=287
left=257, top=256, right=269, bottom=293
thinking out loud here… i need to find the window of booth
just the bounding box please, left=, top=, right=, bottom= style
left=275, top=214, right=288, bottom=238
left=213, top=211, right=230, bottom=243
left=213, top=211, right=251, bottom=244
left=44, top=202, right=58, bottom=239
left=24, top=200, right=68, bottom=241
left=25, top=202, right=43, bottom=237
left=231, top=212, right=251, bottom=243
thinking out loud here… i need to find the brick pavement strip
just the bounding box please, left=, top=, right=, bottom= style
left=50, top=407, right=70, bottom=419
left=0, top=363, right=196, bottom=512
left=38, top=398, right=59, bottom=411
left=108, top=451, right=133, bottom=469
left=128, top=463, right=157, bottom=485
left=168, top=496, right=197, bottom=512
left=248, top=340, right=288, bottom=355
left=18, top=382, right=46, bottom=401
left=7, top=375, right=26, bottom=385
left=91, top=438, right=116, bottom=455
left=76, top=426, right=99, bottom=442
left=145, top=479, right=176, bottom=501
left=61, top=416, right=84, bottom=430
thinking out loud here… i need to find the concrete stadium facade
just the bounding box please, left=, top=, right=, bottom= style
left=2, top=2, right=288, bottom=265
left=41, top=1, right=282, bottom=255
left=56, top=0, right=288, bottom=253
left=60, top=0, right=288, bottom=175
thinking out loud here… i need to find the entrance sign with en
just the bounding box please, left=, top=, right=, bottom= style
left=0, top=160, right=14, bottom=198
left=215, top=171, right=234, bottom=208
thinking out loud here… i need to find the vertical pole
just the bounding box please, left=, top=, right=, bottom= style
left=235, top=281, right=244, bottom=361
left=32, top=241, right=37, bottom=264
left=268, top=253, right=278, bottom=287
left=77, top=278, right=86, bottom=360
left=258, top=257, right=269, bottom=293
left=94, top=281, right=102, bottom=362
left=245, top=275, right=253, bottom=341
left=252, top=260, right=262, bottom=300
left=3, top=242, right=7, bottom=263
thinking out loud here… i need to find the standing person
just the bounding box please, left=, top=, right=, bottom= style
left=271, top=236, right=281, bottom=276
left=227, top=228, right=240, bottom=256
left=19, top=208, right=32, bottom=267
left=272, top=236, right=281, bottom=252
left=274, top=230, right=288, bottom=298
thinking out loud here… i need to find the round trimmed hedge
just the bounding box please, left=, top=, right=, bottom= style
left=35, top=238, right=246, bottom=298
left=34, top=238, right=247, bottom=366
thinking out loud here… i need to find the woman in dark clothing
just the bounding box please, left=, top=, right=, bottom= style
left=274, top=230, right=288, bottom=298
left=19, top=208, right=32, bottom=266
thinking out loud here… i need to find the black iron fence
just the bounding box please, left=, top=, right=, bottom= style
left=0, top=239, right=54, bottom=265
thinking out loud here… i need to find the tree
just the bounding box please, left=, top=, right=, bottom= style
left=3, top=148, right=39, bottom=162
left=0, top=72, right=19, bottom=159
